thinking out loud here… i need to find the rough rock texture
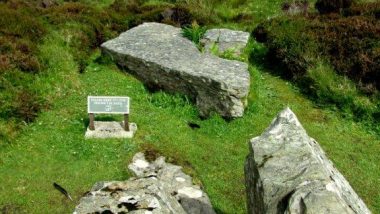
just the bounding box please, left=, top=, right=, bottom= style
left=245, top=108, right=371, bottom=214
left=101, top=22, right=250, bottom=118
left=74, top=153, right=215, bottom=214
left=201, top=28, right=250, bottom=57
left=85, top=121, right=137, bottom=139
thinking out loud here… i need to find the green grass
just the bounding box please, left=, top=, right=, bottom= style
left=252, top=3, right=380, bottom=126
left=305, top=62, right=377, bottom=120
left=1, top=48, right=379, bottom=213
left=54, top=0, right=115, bottom=8
left=182, top=21, right=207, bottom=48
left=0, top=0, right=379, bottom=213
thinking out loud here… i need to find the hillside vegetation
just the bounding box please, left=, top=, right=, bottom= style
left=253, top=0, right=380, bottom=131
left=0, top=0, right=379, bottom=213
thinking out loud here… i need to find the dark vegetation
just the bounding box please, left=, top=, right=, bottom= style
left=0, top=0, right=378, bottom=143
left=0, top=0, right=127, bottom=130
left=315, top=0, right=352, bottom=14
left=2, top=0, right=377, bottom=135
left=253, top=1, right=380, bottom=131
left=0, top=0, right=261, bottom=143
left=0, top=0, right=379, bottom=213
left=0, top=0, right=227, bottom=142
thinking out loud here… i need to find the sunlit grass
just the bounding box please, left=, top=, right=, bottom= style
left=0, top=0, right=379, bottom=213
left=0, top=51, right=379, bottom=212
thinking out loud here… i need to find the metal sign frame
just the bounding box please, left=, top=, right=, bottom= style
left=87, top=96, right=130, bottom=131
left=87, top=96, right=130, bottom=114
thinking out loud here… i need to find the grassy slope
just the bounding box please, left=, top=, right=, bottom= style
left=0, top=50, right=379, bottom=213
left=0, top=0, right=379, bottom=213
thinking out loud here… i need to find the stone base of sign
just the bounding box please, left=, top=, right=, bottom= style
left=85, top=121, right=137, bottom=139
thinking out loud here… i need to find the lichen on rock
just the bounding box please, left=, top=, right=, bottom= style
left=74, top=153, right=215, bottom=214
left=245, top=107, right=371, bottom=214
left=101, top=22, right=250, bottom=119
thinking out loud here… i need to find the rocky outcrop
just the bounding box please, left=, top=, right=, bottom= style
left=101, top=22, right=250, bottom=119
left=74, top=153, right=215, bottom=214
left=201, top=28, right=250, bottom=58
left=245, top=108, right=371, bottom=214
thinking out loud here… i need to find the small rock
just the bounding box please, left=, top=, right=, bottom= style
left=201, top=28, right=250, bottom=58
left=128, top=152, right=151, bottom=177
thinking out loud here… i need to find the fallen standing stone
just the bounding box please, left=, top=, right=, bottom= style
left=101, top=22, right=250, bottom=119
left=74, top=153, right=216, bottom=214
left=245, top=108, right=371, bottom=214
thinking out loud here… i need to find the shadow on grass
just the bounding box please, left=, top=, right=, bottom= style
left=215, top=207, right=228, bottom=214
left=82, top=115, right=123, bottom=129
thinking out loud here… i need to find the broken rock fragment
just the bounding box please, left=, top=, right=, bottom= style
left=74, top=153, right=215, bottom=214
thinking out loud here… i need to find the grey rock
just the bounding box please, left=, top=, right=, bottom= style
left=129, top=153, right=215, bottom=214
left=101, top=23, right=250, bottom=118
left=245, top=108, right=371, bottom=214
left=282, top=1, right=309, bottom=15
left=74, top=179, right=186, bottom=214
left=201, top=28, right=250, bottom=58
left=84, top=121, right=137, bottom=139
left=74, top=153, right=216, bottom=214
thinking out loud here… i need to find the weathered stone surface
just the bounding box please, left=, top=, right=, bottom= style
left=245, top=108, right=371, bottom=214
left=101, top=22, right=250, bottom=118
left=201, top=28, right=250, bottom=57
left=74, top=153, right=215, bottom=214
left=128, top=153, right=215, bottom=214
left=85, top=121, right=137, bottom=139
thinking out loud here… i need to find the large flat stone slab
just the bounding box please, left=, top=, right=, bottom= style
left=245, top=108, right=371, bottom=214
left=101, top=22, right=250, bottom=119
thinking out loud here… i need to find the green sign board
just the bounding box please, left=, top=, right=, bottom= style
left=88, top=96, right=130, bottom=114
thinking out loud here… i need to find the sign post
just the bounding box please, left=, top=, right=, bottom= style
left=124, top=114, right=129, bottom=131
left=89, top=113, right=95, bottom=130
left=87, top=96, right=130, bottom=131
